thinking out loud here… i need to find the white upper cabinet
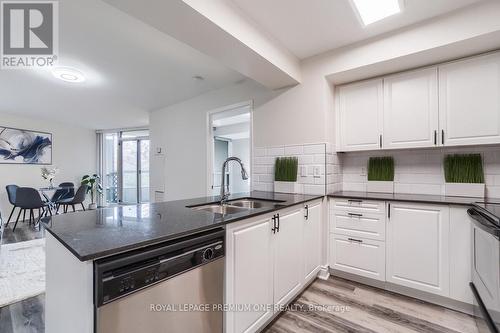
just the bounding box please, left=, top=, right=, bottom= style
left=439, top=52, right=500, bottom=146
left=383, top=67, right=439, bottom=149
left=336, top=51, right=500, bottom=152
left=336, top=78, right=383, bottom=152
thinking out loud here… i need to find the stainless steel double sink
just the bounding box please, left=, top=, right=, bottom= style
left=189, top=198, right=285, bottom=215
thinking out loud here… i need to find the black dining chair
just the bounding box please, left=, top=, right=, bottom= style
left=52, top=182, right=75, bottom=210
left=4, top=184, right=18, bottom=226
left=13, top=187, right=50, bottom=231
left=58, top=185, right=88, bottom=213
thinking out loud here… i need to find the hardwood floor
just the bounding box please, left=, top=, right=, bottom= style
left=264, top=277, right=479, bottom=333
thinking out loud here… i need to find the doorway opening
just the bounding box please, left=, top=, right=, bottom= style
left=103, top=129, right=150, bottom=205
left=208, top=102, right=252, bottom=196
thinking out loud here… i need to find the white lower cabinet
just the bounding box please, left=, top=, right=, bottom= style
left=330, top=199, right=472, bottom=305
left=273, top=209, right=303, bottom=306
left=449, top=206, right=473, bottom=304
left=225, top=217, right=274, bottom=333
left=303, top=202, right=322, bottom=282
left=386, top=202, right=450, bottom=296
left=225, top=201, right=322, bottom=333
left=331, top=234, right=386, bottom=281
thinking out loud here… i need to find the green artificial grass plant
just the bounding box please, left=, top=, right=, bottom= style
left=444, top=154, right=484, bottom=183
left=274, top=157, right=298, bottom=182
left=368, top=157, right=395, bottom=181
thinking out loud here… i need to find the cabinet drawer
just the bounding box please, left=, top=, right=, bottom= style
left=332, top=198, right=385, bottom=214
left=330, top=234, right=385, bottom=281
left=330, top=211, right=386, bottom=241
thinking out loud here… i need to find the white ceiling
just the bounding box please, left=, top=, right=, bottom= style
left=232, top=0, right=485, bottom=59
left=0, top=0, right=245, bottom=129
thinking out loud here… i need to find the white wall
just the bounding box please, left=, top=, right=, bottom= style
left=0, top=112, right=96, bottom=218
left=149, top=79, right=275, bottom=202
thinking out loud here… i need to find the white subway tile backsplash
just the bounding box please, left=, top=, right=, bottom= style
left=266, top=147, right=285, bottom=156
left=340, top=145, right=500, bottom=197
left=254, top=148, right=266, bottom=157
left=343, top=182, right=367, bottom=192
left=314, top=154, right=325, bottom=164
left=303, top=184, right=326, bottom=195
left=303, top=144, right=325, bottom=154
left=284, top=145, right=303, bottom=155
left=252, top=143, right=338, bottom=196
left=299, top=155, right=314, bottom=164
left=254, top=157, right=274, bottom=165
left=258, top=174, right=273, bottom=183
left=253, top=166, right=267, bottom=174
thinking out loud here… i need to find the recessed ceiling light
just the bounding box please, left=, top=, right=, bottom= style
left=351, top=0, right=402, bottom=26
left=52, top=67, right=86, bottom=83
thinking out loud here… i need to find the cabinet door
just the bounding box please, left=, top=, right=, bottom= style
left=449, top=207, right=473, bottom=304
left=274, top=209, right=303, bottom=306
left=225, top=218, right=274, bottom=333
left=386, top=202, right=450, bottom=296
left=303, top=202, right=322, bottom=282
left=383, top=67, right=439, bottom=149
left=337, top=78, right=383, bottom=151
left=439, top=52, right=500, bottom=146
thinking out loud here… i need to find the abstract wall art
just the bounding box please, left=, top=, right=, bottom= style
left=0, top=126, right=52, bottom=164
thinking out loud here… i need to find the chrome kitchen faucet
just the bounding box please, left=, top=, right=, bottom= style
left=220, top=157, right=248, bottom=204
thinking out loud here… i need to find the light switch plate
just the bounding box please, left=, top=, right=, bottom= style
left=313, top=166, right=321, bottom=178
left=300, top=166, right=307, bottom=177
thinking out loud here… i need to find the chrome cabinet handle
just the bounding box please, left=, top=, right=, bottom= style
left=348, top=238, right=363, bottom=243
left=271, top=215, right=277, bottom=234
left=347, top=199, right=362, bottom=204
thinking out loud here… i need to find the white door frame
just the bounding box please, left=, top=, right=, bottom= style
left=206, top=100, right=254, bottom=196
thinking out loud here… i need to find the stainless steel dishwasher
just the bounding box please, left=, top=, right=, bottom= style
left=94, top=228, right=224, bottom=333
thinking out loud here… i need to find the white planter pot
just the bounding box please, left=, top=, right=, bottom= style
left=366, top=181, right=394, bottom=193
left=274, top=181, right=301, bottom=194
left=445, top=183, right=485, bottom=198
left=88, top=203, right=97, bottom=210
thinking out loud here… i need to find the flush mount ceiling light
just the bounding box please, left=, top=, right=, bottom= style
left=351, top=0, right=402, bottom=26
left=52, top=67, right=86, bottom=83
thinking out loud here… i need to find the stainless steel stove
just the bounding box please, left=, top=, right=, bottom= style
left=469, top=203, right=500, bottom=333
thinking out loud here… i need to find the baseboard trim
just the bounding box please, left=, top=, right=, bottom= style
left=318, top=265, right=330, bottom=280
left=329, top=268, right=474, bottom=315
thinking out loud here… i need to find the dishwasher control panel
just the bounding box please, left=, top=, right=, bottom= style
left=94, top=229, right=225, bottom=306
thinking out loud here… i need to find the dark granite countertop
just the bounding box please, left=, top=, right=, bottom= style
left=42, top=191, right=322, bottom=261
left=328, top=191, right=496, bottom=206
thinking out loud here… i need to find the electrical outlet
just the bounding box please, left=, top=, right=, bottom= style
left=300, top=166, right=307, bottom=177
left=313, top=166, right=321, bottom=178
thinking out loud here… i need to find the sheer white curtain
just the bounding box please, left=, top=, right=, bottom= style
left=96, top=132, right=106, bottom=207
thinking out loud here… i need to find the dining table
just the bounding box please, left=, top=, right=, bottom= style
left=39, top=185, right=75, bottom=216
